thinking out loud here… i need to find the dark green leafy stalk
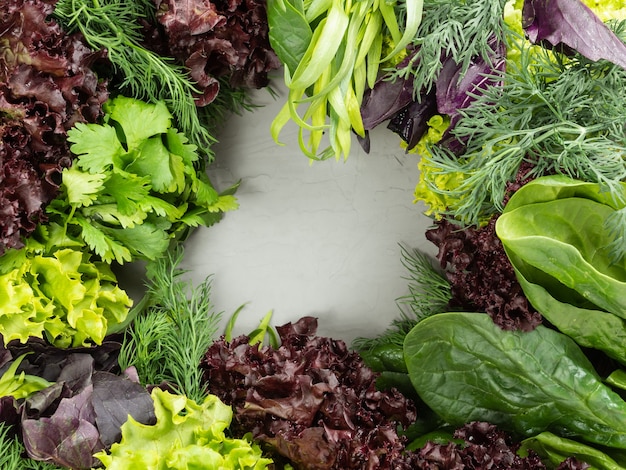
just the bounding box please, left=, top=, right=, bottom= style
left=390, top=0, right=508, bottom=95
left=352, top=245, right=450, bottom=351
left=118, top=246, right=221, bottom=403
left=424, top=25, right=626, bottom=259
left=53, top=0, right=215, bottom=156
left=0, top=424, right=65, bottom=470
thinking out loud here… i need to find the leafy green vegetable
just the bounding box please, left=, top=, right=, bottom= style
left=0, top=239, right=131, bottom=348
left=404, top=311, right=626, bottom=449
left=421, top=23, right=626, bottom=243
left=94, top=388, right=272, bottom=469
left=117, top=246, right=221, bottom=403
left=268, top=0, right=423, bottom=160
left=520, top=432, right=626, bottom=470
left=0, top=354, right=50, bottom=399
left=52, top=0, right=214, bottom=154
left=46, top=96, right=237, bottom=264
left=496, top=176, right=626, bottom=363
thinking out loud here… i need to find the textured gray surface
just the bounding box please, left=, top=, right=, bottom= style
left=181, top=80, right=436, bottom=345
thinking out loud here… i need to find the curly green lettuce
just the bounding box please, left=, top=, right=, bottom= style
left=0, top=241, right=131, bottom=348
left=95, top=388, right=272, bottom=470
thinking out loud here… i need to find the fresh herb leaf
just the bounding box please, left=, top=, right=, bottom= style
left=52, top=0, right=215, bottom=154
left=390, top=0, right=509, bottom=95
left=118, top=246, right=221, bottom=403
left=423, top=29, right=626, bottom=228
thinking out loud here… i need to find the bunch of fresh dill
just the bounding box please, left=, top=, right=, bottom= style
left=118, top=245, right=221, bottom=404
left=422, top=23, right=626, bottom=260
left=390, top=0, right=509, bottom=94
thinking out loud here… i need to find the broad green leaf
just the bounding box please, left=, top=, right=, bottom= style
left=521, top=432, right=626, bottom=470
left=105, top=96, right=172, bottom=151
left=497, top=197, right=626, bottom=316
left=67, top=122, right=126, bottom=173
left=404, top=312, right=626, bottom=449
left=267, top=0, right=312, bottom=74
left=514, top=264, right=626, bottom=366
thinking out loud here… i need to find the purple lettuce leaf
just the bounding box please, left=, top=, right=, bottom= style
left=522, top=0, right=626, bottom=69
left=20, top=354, right=155, bottom=469
left=202, top=316, right=424, bottom=469
left=0, top=0, right=108, bottom=254
left=153, top=0, right=280, bottom=105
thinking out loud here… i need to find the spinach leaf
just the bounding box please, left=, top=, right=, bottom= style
left=267, top=0, right=312, bottom=74
left=520, top=432, right=626, bottom=470
left=495, top=175, right=626, bottom=363
left=404, top=312, right=626, bottom=449
left=497, top=197, right=626, bottom=315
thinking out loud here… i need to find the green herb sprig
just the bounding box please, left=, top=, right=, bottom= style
left=53, top=0, right=215, bottom=156
left=390, top=0, right=508, bottom=95
left=118, top=246, right=221, bottom=403
left=423, top=26, right=626, bottom=260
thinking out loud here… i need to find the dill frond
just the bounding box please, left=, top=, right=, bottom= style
left=118, top=245, right=221, bottom=403
left=390, top=0, right=509, bottom=95
left=424, top=26, right=626, bottom=229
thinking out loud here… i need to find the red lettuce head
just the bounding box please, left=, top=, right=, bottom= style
left=0, top=0, right=108, bottom=254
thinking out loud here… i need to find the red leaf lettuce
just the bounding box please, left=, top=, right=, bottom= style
left=0, top=0, right=109, bottom=254
left=201, top=316, right=423, bottom=469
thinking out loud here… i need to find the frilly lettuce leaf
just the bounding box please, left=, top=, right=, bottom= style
left=0, top=245, right=132, bottom=348
left=95, top=388, right=272, bottom=470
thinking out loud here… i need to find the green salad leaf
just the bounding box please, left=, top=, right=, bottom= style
left=520, top=432, right=626, bottom=470
left=404, top=311, right=626, bottom=449
left=0, top=239, right=131, bottom=348
left=496, top=175, right=626, bottom=363
left=94, top=388, right=272, bottom=469
left=47, top=96, right=237, bottom=264
left=0, top=354, right=50, bottom=399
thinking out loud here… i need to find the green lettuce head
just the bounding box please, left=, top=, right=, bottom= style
left=95, top=388, right=273, bottom=469
left=496, top=175, right=626, bottom=363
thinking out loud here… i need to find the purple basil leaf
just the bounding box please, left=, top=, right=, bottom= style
left=360, top=76, right=415, bottom=130
left=92, top=371, right=156, bottom=447
left=0, top=396, right=19, bottom=427
left=522, top=0, right=626, bottom=69
left=22, top=385, right=104, bottom=470
left=387, top=91, right=438, bottom=151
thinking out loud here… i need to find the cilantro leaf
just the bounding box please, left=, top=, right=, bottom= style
left=67, top=122, right=126, bottom=173
left=61, top=166, right=106, bottom=207
left=105, top=96, right=172, bottom=150
left=127, top=136, right=186, bottom=193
